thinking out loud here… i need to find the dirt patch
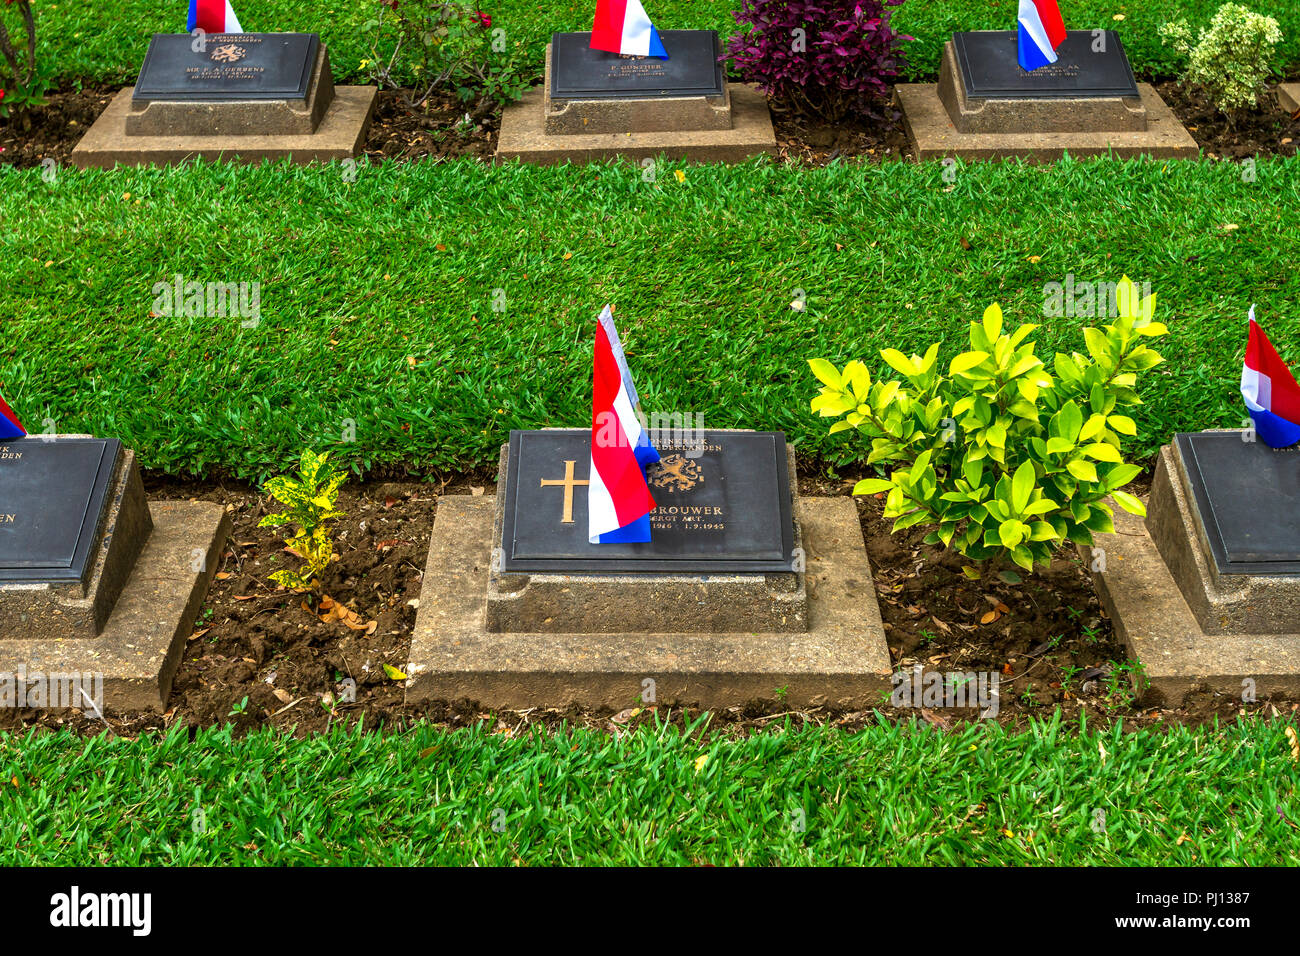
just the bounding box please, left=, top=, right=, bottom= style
left=3, top=468, right=1294, bottom=740
left=1156, top=79, right=1300, bottom=159
left=362, top=89, right=497, bottom=163
left=0, top=85, right=115, bottom=168
left=770, top=100, right=913, bottom=165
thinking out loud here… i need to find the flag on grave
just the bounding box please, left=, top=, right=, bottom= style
left=188, top=0, right=243, bottom=33
left=1241, top=306, right=1300, bottom=448
left=589, top=305, right=660, bottom=544
left=0, top=392, right=25, bottom=440
left=1017, top=0, right=1066, bottom=72
left=591, top=0, right=668, bottom=59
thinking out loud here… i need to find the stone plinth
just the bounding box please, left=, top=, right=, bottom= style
left=497, top=83, right=776, bottom=164
left=543, top=43, right=731, bottom=135
left=897, top=82, right=1198, bottom=161
left=0, top=501, right=230, bottom=710
left=936, top=40, right=1147, bottom=134
left=1086, top=436, right=1300, bottom=702
left=1279, top=84, right=1300, bottom=114
left=407, top=494, right=890, bottom=710
left=124, top=44, right=336, bottom=137
left=0, top=442, right=152, bottom=641
left=897, top=31, right=1196, bottom=161
left=1148, top=440, right=1300, bottom=635
left=72, top=85, right=375, bottom=168
left=487, top=440, right=807, bottom=634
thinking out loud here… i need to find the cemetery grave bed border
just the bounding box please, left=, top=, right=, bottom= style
left=2, top=713, right=1297, bottom=865
left=1, top=468, right=1289, bottom=738
left=4, top=76, right=1299, bottom=169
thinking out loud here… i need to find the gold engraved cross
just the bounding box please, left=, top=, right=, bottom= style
left=539, top=459, right=589, bottom=524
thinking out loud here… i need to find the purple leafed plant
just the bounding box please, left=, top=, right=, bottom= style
left=721, top=0, right=912, bottom=123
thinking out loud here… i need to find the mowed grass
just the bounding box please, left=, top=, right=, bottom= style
left=34, top=0, right=1300, bottom=86
left=2, top=716, right=1297, bottom=865
left=4, top=156, right=1298, bottom=479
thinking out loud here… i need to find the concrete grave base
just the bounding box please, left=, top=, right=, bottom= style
left=895, top=82, right=1199, bottom=160
left=71, top=85, right=376, bottom=169
left=406, top=495, right=891, bottom=710
left=1279, top=83, right=1300, bottom=114
left=0, top=445, right=152, bottom=641
left=542, top=43, right=731, bottom=135
left=1086, top=506, right=1300, bottom=703
left=0, top=501, right=230, bottom=711
left=496, top=83, right=776, bottom=165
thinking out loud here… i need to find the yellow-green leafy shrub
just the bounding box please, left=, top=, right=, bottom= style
left=809, top=277, right=1166, bottom=574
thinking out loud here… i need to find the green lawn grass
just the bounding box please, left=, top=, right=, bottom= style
left=4, top=156, right=1296, bottom=479
left=2, top=715, right=1296, bottom=865
left=32, top=0, right=1300, bottom=86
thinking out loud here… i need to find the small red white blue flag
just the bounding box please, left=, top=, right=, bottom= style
left=1017, top=0, right=1066, bottom=72
left=1241, top=306, right=1300, bottom=448
left=188, top=0, right=243, bottom=33
left=0, top=392, right=25, bottom=440
left=591, top=0, right=668, bottom=59
left=589, top=305, right=660, bottom=544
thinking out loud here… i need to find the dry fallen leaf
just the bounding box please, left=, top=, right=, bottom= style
left=1286, top=725, right=1299, bottom=763
left=318, top=594, right=378, bottom=634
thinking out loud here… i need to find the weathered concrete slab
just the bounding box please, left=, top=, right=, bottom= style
left=407, top=495, right=891, bottom=710
left=0, top=501, right=230, bottom=711
left=937, top=39, right=1146, bottom=134
left=542, top=43, right=731, bottom=135
left=0, top=444, right=152, bottom=641
left=896, top=82, right=1198, bottom=161
left=1087, top=506, right=1300, bottom=704
left=1147, top=440, right=1300, bottom=635
left=125, top=44, right=336, bottom=137
left=497, top=83, right=776, bottom=165
left=487, top=436, right=807, bottom=634
left=71, top=84, right=376, bottom=169
left=1279, top=83, right=1300, bottom=114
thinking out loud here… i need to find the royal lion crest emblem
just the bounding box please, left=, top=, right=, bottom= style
left=647, top=454, right=703, bottom=492
left=210, top=44, right=247, bottom=63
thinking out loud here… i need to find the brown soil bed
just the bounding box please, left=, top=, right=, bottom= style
left=0, top=84, right=115, bottom=167
left=3, top=467, right=1294, bottom=740
left=770, top=100, right=913, bottom=165
left=1154, top=79, right=1300, bottom=159
left=361, top=89, right=497, bottom=163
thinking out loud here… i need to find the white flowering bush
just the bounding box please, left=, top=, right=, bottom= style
left=1159, top=3, right=1282, bottom=112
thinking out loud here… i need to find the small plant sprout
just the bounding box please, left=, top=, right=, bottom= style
left=257, top=450, right=347, bottom=594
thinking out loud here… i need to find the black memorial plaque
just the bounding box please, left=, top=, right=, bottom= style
left=549, top=30, right=725, bottom=100
left=501, top=429, right=794, bottom=573
left=0, top=438, right=121, bottom=583
left=953, top=30, right=1139, bottom=99
left=133, top=32, right=319, bottom=103
left=1176, top=431, right=1300, bottom=575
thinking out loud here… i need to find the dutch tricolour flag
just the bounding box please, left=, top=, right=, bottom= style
left=1017, top=0, right=1066, bottom=72
left=188, top=0, right=243, bottom=34
left=591, top=0, right=668, bottom=59
left=0, top=392, right=25, bottom=440
left=589, top=305, right=660, bottom=544
left=1241, top=306, right=1300, bottom=448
